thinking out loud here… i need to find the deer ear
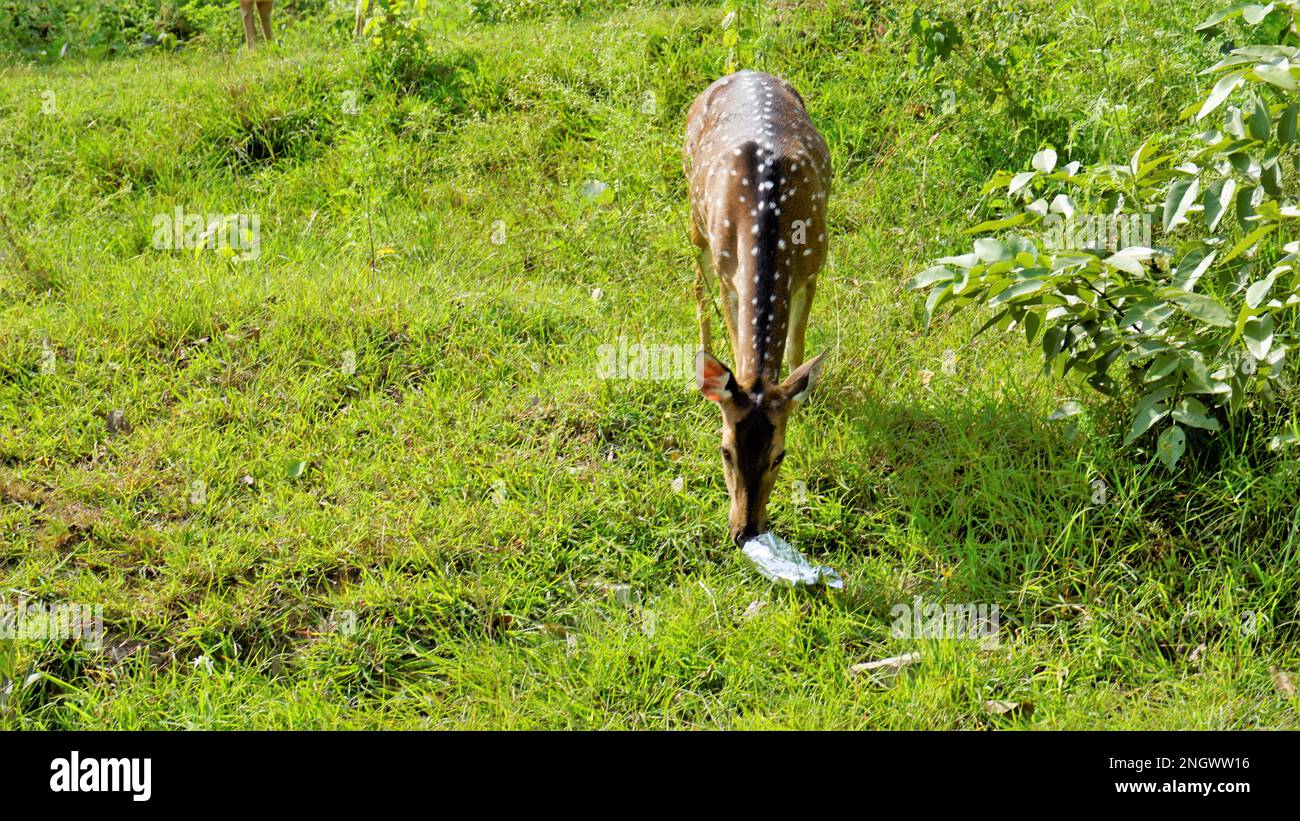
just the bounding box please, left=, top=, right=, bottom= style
left=696, top=352, right=737, bottom=403
left=780, top=351, right=826, bottom=404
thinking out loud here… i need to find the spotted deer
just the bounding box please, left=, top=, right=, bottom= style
left=684, top=70, right=831, bottom=545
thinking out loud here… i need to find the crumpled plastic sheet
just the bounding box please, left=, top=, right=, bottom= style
left=742, top=532, right=843, bottom=589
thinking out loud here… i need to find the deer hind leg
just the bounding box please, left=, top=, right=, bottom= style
left=785, top=277, right=816, bottom=374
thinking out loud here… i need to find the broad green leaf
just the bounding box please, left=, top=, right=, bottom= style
left=1198, top=70, right=1246, bottom=119
left=1261, top=159, right=1284, bottom=196
left=1105, top=246, right=1155, bottom=275
left=1245, top=270, right=1278, bottom=307
left=1163, top=178, right=1200, bottom=231
left=1249, top=95, right=1272, bottom=140
left=1229, top=150, right=1260, bottom=178
left=1049, top=194, right=1075, bottom=217
left=1243, top=2, right=1276, bottom=24
left=1236, top=184, right=1260, bottom=231
left=906, top=266, right=954, bottom=290
left=965, top=213, right=1028, bottom=233
left=1125, top=401, right=1170, bottom=445
left=1280, top=103, right=1297, bottom=144
left=973, top=237, right=1010, bottom=263
left=1042, top=325, right=1065, bottom=361
left=1032, top=148, right=1058, bottom=173
left=1174, top=248, right=1217, bottom=291
left=1009, top=171, right=1036, bottom=195
left=988, top=278, right=1047, bottom=306
left=1129, top=136, right=1157, bottom=176
left=923, top=282, right=952, bottom=331
left=1023, top=310, right=1041, bottom=344
left=1196, top=2, right=1261, bottom=29
left=1146, top=352, right=1181, bottom=382
left=1203, top=179, right=1236, bottom=231
left=1172, top=397, right=1221, bottom=431
left=1155, top=425, right=1187, bottom=470
left=1253, top=60, right=1297, bottom=90
left=937, top=253, right=980, bottom=268
left=1244, top=313, right=1274, bottom=358
left=1163, top=289, right=1235, bottom=326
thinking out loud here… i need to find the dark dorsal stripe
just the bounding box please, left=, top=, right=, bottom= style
left=745, top=141, right=783, bottom=383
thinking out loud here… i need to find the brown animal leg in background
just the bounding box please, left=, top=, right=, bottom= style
left=239, top=0, right=258, bottom=50
left=355, top=0, right=374, bottom=38
left=257, top=0, right=274, bottom=45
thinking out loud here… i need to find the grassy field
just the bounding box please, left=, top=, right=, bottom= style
left=1, top=0, right=1298, bottom=729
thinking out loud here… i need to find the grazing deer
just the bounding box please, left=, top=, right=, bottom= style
left=684, top=70, right=831, bottom=546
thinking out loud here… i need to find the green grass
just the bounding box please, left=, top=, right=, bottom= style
left=1, top=0, right=1298, bottom=728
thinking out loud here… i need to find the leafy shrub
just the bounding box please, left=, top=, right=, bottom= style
left=911, top=1, right=1300, bottom=470
left=357, top=0, right=470, bottom=96
left=0, top=0, right=158, bottom=58
left=0, top=0, right=332, bottom=61
left=468, top=0, right=623, bottom=24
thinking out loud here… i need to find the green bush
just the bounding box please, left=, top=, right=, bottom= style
left=0, top=0, right=334, bottom=61
left=911, top=1, right=1300, bottom=470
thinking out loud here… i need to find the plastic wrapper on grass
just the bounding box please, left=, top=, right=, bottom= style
left=741, top=532, right=843, bottom=589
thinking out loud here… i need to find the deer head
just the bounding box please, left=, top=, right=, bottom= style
left=696, top=350, right=825, bottom=545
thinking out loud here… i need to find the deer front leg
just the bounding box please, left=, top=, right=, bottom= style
left=693, top=247, right=713, bottom=354
left=785, top=278, right=816, bottom=374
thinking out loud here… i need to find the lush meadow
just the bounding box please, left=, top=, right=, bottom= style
left=1, top=0, right=1298, bottom=728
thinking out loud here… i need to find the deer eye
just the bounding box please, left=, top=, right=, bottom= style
left=720, top=447, right=734, bottom=466
left=772, top=451, right=786, bottom=469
